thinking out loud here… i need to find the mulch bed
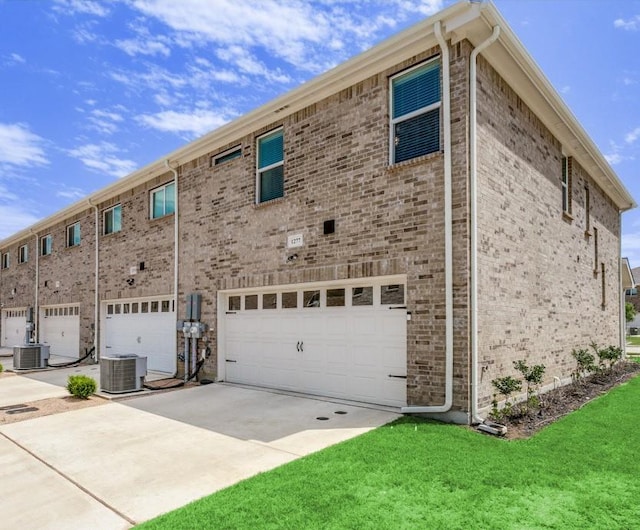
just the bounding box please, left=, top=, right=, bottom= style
left=491, top=360, right=640, bottom=439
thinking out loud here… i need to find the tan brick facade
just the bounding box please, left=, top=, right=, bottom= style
left=0, top=4, right=632, bottom=423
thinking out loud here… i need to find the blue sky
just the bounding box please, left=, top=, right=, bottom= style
left=1, top=0, right=639, bottom=263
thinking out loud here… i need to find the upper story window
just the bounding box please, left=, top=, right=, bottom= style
left=18, top=244, right=28, bottom=264
left=67, top=222, right=81, bottom=247
left=41, top=234, right=52, bottom=256
left=104, top=204, right=122, bottom=235
left=256, top=129, right=284, bottom=203
left=561, top=155, right=572, bottom=216
left=390, top=58, right=441, bottom=164
left=1, top=252, right=9, bottom=269
left=213, top=147, right=242, bottom=166
left=151, top=182, right=175, bottom=219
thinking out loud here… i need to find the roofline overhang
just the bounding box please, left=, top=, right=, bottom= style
left=622, top=257, right=635, bottom=290
left=1, top=0, right=634, bottom=249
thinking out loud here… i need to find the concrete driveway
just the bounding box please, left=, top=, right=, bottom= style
left=0, top=376, right=399, bottom=529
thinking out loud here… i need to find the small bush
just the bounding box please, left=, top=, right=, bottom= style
left=513, top=359, right=545, bottom=412
left=0, top=362, right=4, bottom=373
left=67, top=375, right=97, bottom=399
left=572, top=348, right=596, bottom=382
left=491, top=375, right=522, bottom=419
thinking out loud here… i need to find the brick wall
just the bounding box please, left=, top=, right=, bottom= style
left=177, top=42, right=473, bottom=410
left=475, top=56, right=621, bottom=408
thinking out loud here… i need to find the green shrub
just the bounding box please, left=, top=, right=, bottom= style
left=67, top=375, right=97, bottom=399
left=597, top=345, right=623, bottom=372
left=0, top=362, right=3, bottom=373
left=572, top=348, right=596, bottom=382
left=491, top=375, right=522, bottom=419
left=513, top=359, right=545, bottom=411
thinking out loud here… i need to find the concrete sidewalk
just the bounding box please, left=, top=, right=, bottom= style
left=0, top=382, right=399, bottom=529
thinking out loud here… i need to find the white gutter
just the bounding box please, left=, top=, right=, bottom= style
left=620, top=228, right=625, bottom=354
left=469, top=25, right=501, bottom=425
left=401, top=20, right=453, bottom=415
left=165, top=160, right=180, bottom=377
left=30, top=230, right=39, bottom=343
left=88, top=200, right=99, bottom=360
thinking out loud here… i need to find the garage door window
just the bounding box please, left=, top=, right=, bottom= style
left=327, top=289, right=345, bottom=307
left=282, top=292, right=297, bottom=309
left=132, top=303, right=139, bottom=313
left=304, top=290, right=320, bottom=308
left=151, top=302, right=159, bottom=312
left=381, top=284, right=405, bottom=305
left=263, top=293, right=277, bottom=309
left=141, top=302, right=149, bottom=313
left=352, top=287, right=373, bottom=306
left=229, top=296, right=241, bottom=311
left=245, top=295, right=258, bottom=310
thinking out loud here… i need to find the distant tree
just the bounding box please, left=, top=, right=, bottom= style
left=626, top=302, right=636, bottom=323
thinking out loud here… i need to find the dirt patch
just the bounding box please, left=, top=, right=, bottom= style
left=490, top=361, right=640, bottom=439
left=0, top=393, right=106, bottom=425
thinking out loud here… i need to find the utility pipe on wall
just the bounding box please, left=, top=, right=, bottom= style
left=88, top=200, right=99, bottom=360
left=401, top=20, right=453, bottom=414
left=165, top=160, right=180, bottom=377
left=469, top=26, right=501, bottom=424
left=30, top=230, right=39, bottom=343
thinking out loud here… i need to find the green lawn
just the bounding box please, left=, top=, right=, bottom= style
left=137, top=376, right=640, bottom=529
left=626, top=335, right=640, bottom=346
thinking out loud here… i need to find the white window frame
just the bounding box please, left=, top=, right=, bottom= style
left=150, top=182, right=175, bottom=219
left=213, top=146, right=242, bottom=166
left=561, top=154, right=571, bottom=215
left=41, top=234, right=52, bottom=256
left=18, top=244, right=28, bottom=264
left=1, top=252, right=9, bottom=269
left=103, top=204, right=122, bottom=235
left=389, top=57, right=441, bottom=165
left=256, top=128, right=284, bottom=204
left=67, top=222, right=81, bottom=248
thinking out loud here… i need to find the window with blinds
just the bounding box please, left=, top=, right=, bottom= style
left=256, top=128, right=284, bottom=203
left=390, top=58, right=441, bottom=164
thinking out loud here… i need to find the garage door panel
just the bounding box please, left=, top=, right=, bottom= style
left=1, top=312, right=26, bottom=347
left=223, top=278, right=407, bottom=407
left=40, top=308, right=80, bottom=358
left=103, top=299, right=175, bottom=373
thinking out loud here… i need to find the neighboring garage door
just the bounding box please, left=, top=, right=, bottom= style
left=221, top=277, right=407, bottom=408
left=1, top=309, right=27, bottom=347
left=40, top=305, right=80, bottom=358
left=102, top=297, right=176, bottom=373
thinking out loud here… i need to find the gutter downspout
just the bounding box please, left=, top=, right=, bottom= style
left=165, top=160, right=180, bottom=378
left=401, top=20, right=453, bottom=414
left=88, top=200, right=99, bottom=361
left=619, top=220, right=625, bottom=354
left=470, top=26, right=501, bottom=424
left=30, top=230, right=39, bottom=343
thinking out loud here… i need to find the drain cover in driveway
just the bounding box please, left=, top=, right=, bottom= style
left=0, top=404, right=28, bottom=411
left=334, top=411, right=348, bottom=415
left=316, top=417, right=329, bottom=421
left=6, top=407, right=39, bottom=415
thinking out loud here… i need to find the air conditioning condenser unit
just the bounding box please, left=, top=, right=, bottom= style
left=13, top=344, right=50, bottom=370
left=100, top=354, right=147, bottom=393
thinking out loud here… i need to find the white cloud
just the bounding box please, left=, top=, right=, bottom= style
left=605, top=152, right=622, bottom=165
left=53, top=0, right=110, bottom=17
left=127, top=0, right=406, bottom=73
left=560, top=85, right=571, bottom=94
left=625, top=127, right=640, bottom=145
left=136, top=108, right=232, bottom=137
left=614, top=15, right=640, bottom=31
left=67, top=142, right=137, bottom=178
left=623, top=77, right=637, bottom=86
left=115, top=34, right=171, bottom=57
left=216, top=45, right=291, bottom=84
left=55, top=186, right=85, bottom=200
left=0, top=205, right=41, bottom=240
left=0, top=123, right=49, bottom=168
left=86, top=108, right=125, bottom=135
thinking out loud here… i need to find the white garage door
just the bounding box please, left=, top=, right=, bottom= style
left=221, top=277, right=407, bottom=407
left=102, top=297, right=176, bottom=373
left=1, top=309, right=27, bottom=347
left=40, top=305, right=80, bottom=358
